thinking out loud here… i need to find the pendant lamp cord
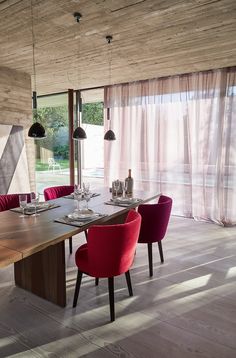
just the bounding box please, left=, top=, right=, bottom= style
left=107, top=36, right=112, bottom=129
left=30, top=0, right=37, bottom=96
left=76, top=20, right=81, bottom=126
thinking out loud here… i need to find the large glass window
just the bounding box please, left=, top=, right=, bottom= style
left=35, top=93, right=69, bottom=194
left=35, top=89, right=105, bottom=194
left=80, top=89, right=104, bottom=190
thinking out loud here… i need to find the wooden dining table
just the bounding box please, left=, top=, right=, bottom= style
left=0, top=188, right=159, bottom=307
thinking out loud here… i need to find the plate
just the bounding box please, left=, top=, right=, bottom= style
left=113, top=197, right=139, bottom=205
left=67, top=210, right=99, bottom=221
left=27, top=202, right=50, bottom=210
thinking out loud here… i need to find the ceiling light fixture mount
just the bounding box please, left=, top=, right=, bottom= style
left=106, top=35, right=112, bottom=44
left=74, top=12, right=82, bottom=23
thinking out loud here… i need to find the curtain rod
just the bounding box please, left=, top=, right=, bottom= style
left=37, top=86, right=104, bottom=98
left=36, top=65, right=235, bottom=98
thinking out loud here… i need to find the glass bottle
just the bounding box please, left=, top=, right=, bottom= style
left=125, top=169, right=133, bottom=196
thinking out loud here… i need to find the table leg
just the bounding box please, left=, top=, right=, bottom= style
left=14, top=241, right=66, bottom=307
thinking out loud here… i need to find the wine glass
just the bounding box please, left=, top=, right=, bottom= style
left=74, top=185, right=83, bottom=212
left=123, top=180, right=128, bottom=198
left=83, top=182, right=90, bottom=193
left=19, top=194, right=27, bottom=218
left=84, top=191, right=91, bottom=210
left=119, top=181, right=125, bottom=198
left=113, top=180, right=120, bottom=198
left=30, top=192, right=40, bottom=216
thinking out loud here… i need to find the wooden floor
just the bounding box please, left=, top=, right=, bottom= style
left=0, top=216, right=236, bottom=358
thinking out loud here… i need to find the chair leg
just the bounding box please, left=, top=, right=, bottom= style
left=147, top=243, right=153, bottom=277
left=84, top=230, right=88, bottom=241
left=69, top=237, right=73, bottom=254
left=158, top=241, right=164, bottom=263
left=125, top=270, right=133, bottom=296
left=95, top=278, right=99, bottom=286
left=73, top=270, right=83, bottom=307
left=108, top=277, right=115, bottom=322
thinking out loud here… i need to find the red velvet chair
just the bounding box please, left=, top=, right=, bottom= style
left=73, top=210, right=141, bottom=322
left=44, top=185, right=74, bottom=201
left=0, top=193, right=31, bottom=212
left=138, top=195, right=172, bottom=276
left=44, top=185, right=78, bottom=254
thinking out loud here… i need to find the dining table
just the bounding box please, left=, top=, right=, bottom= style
left=0, top=188, right=160, bottom=307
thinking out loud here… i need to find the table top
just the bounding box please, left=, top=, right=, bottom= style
left=0, top=246, right=22, bottom=268
left=0, top=188, right=159, bottom=267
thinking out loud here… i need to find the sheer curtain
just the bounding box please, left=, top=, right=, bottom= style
left=104, top=67, right=236, bottom=226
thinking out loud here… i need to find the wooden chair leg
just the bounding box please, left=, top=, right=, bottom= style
left=95, top=278, right=99, bottom=286
left=158, top=241, right=164, bottom=263
left=73, top=270, right=83, bottom=307
left=125, top=270, right=133, bottom=296
left=108, top=277, right=115, bottom=322
left=147, top=243, right=153, bottom=276
left=69, top=237, right=73, bottom=254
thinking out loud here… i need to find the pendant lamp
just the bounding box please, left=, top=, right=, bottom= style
left=28, top=0, right=46, bottom=139
left=72, top=13, right=87, bottom=141
left=104, top=35, right=116, bottom=141
left=104, top=107, right=116, bottom=140
left=73, top=90, right=87, bottom=140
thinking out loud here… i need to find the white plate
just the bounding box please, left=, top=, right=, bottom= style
left=27, top=202, right=50, bottom=210
left=68, top=210, right=99, bottom=221
left=113, top=197, right=139, bottom=204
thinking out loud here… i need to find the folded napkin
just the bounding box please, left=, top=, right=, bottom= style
left=104, top=198, right=142, bottom=207
left=10, top=203, right=60, bottom=215
left=54, top=212, right=107, bottom=227
left=64, top=192, right=100, bottom=199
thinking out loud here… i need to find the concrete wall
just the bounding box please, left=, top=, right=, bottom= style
left=0, top=66, right=35, bottom=191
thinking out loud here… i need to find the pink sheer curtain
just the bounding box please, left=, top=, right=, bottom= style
left=104, top=67, right=236, bottom=226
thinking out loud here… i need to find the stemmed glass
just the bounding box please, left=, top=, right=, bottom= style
left=74, top=185, right=83, bottom=212
left=84, top=191, right=91, bottom=210
left=113, top=180, right=120, bottom=198
left=83, top=183, right=91, bottom=210
left=83, top=182, right=90, bottom=193
left=30, top=192, right=40, bottom=217
left=123, top=180, right=128, bottom=198
left=19, top=194, right=27, bottom=218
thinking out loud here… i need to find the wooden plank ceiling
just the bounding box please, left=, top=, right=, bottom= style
left=0, top=0, right=235, bottom=96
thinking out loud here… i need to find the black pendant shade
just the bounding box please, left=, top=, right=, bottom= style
left=73, top=126, right=87, bottom=140
left=73, top=90, right=87, bottom=141
left=28, top=122, right=46, bottom=139
left=104, top=129, right=116, bottom=141
left=28, top=92, right=46, bottom=139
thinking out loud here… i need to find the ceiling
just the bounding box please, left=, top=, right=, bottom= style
left=0, top=0, right=236, bottom=96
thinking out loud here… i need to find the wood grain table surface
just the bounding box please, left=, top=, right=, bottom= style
left=0, top=188, right=160, bottom=306
left=0, top=188, right=160, bottom=266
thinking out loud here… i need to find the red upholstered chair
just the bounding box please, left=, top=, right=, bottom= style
left=44, top=185, right=78, bottom=254
left=44, top=185, right=74, bottom=201
left=138, top=195, right=172, bottom=276
left=0, top=193, right=31, bottom=212
left=73, top=210, right=142, bottom=322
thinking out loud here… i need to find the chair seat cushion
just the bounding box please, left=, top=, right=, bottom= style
left=75, top=244, right=90, bottom=274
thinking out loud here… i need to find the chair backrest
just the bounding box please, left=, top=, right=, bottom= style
left=48, top=158, right=55, bottom=164
left=44, top=185, right=74, bottom=201
left=0, top=193, right=31, bottom=212
left=85, top=210, right=141, bottom=278
left=138, top=195, right=172, bottom=244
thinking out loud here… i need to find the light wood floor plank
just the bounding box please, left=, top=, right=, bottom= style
left=0, top=216, right=236, bottom=357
